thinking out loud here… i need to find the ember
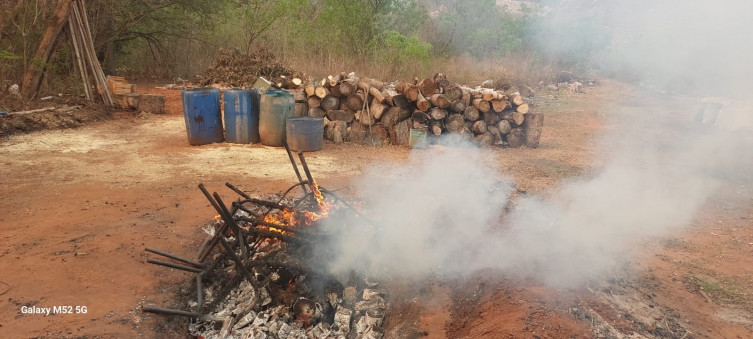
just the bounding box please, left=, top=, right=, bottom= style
left=142, top=144, right=385, bottom=338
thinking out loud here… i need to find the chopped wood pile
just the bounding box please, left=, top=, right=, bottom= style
left=142, top=149, right=386, bottom=338
left=285, top=72, right=543, bottom=148
left=199, top=48, right=302, bottom=88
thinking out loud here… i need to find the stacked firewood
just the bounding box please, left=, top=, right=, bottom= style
left=287, top=73, right=544, bottom=148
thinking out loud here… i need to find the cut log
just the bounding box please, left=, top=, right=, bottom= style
left=523, top=112, right=544, bottom=148
left=294, top=103, right=307, bottom=117
left=450, top=100, right=465, bottom=113
left=431, top=121, right=443, bottom=136
left=482, top=111, right=500, bottom=126
left=482, top=90, right=496, bottom=102
left=308, top=107, right=325, bottom=118
left=358, top=80, right=386, bottom=103
left=371, top=99, right=387, bottom=120
left=512, top=112, right=525, bottom=126
left=346, top=92, right=365, bottom=111
left=389, top=119, right=411, bottom=146
left=418, top=78, right=436, bottom=97
left=463, top=106, right=480, bottom=122
left=461, top=89, right=471, bottom=107
left=314, top=86, right=328, bottom=99
left=392, top=94, right=410, bottom=108
left=394, top=82, right=407, bottom=94
left=444, top=85, right=463, bottom=101
left=496, top=120, right=512, bottom=134
left=291, top=88, right=306, bottom=102
left=472, top=99, right=490, bottom=113
left=326, top=110, right=355, bottom=123
left=349, top=120, right=366, bottom=143
left=358, top=109, right=375, bottom=126
left=510, top=94, right=524, bottom=106
left=507, top=128, right=525, bottom=148
left=292, top=77, right=303, bottom=87
left=367, top=123, right=390, bottom=146
left=475, top=132, right=493, bottom=147
left=339, top=81, right=355, bottom=97
left=124, top=93, right=140, bottom=109
left=429, top=107, right=448, bottom=120
left=304, top=85, right=316, bottom=97
left=471, top=120, right=487, bottom=134
left=321, top=95, right=340, bottom=111
left=403, top=84, right=419, bottom=102
left=382, top=88, right=398, bottom=106
left=333, top=120, right=348, bottom=143
left=411, top=111, right=429, bottom=125
left=445, top=114, right=465, bottom=132
left=491, top=100, right=510, bottom=113
left=488, top=126, right=502, bottom=144
left=329, top=84, right=342, bottom=98
left=138, top=94, right=165, bottom=114
left=307, top=96, right=321, bottom=108
left=516, top=103, right=529, bottom=114
left=429, top=94, right=451, bottom=109
left=416, top=92, right=431, bottom=111
left=380, top=106, right=411, bottom=129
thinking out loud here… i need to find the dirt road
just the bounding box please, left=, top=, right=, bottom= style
left=1, top=81, right=751, bottom=338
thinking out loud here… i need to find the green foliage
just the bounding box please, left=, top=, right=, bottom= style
left=0, top=49, right=22, bottom=62
left=382, top=30, right=432, bottom=64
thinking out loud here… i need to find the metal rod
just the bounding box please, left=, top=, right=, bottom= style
left=147, top=259, right=204, bottom=273
left=145, top=248, right=205, bottom=268
left=218, top=236, right=257, bottom=289
left=214, top=192, right=249, bottom=261
left=225, top=182, right=251, bottom=200
left=142, top=306, right=219, bottom=321
left=297, top=151, right=315, bottom=191
left=195, top=236, right=211, bottom=261
left=196, top=273, right=204, bottom=309
left=284, top=140, right=308, bottom=195
left=197, top=183, right=230, bottom=262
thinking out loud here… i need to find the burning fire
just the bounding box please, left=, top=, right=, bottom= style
left=262, top=181, right=332, bottom=233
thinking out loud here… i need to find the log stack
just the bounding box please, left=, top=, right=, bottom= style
left=291, top=72, right=543, bottom=148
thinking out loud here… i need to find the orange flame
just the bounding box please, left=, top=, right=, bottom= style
left=260, top=180, right=332, bottom=232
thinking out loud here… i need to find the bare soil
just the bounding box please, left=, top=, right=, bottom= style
left=0, top=80, right=751, bottom=338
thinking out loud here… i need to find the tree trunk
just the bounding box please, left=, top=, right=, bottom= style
left=510, top=94, right=524, bottom=106
left=475, top=132, right=493, bottom=147
left=138, top=94, right=165, bottom=114
left=22, top=0, right=74, bottom=98
left=431, top=121, right=443, bottom=136
left=523, top=112, right=544, bottom=148
left=304, top=85, right=316, bottom=97
left=357, top=109, right=375, bottom=126
left=382, top=88, right=398, bottom=106
left=444, top=85, right=463, bottom=101
left=329, top=84, right=342, bottom=97
left=339, top=81, right=355, bottom=97
left=392, top=94, right=410, bottom=108
left=516, top=103, right=529, bottom=114
left=358, top=80, right=386, bottom=103
left=482, top=111, right=500, bottom=126
left=411, top=111, right=429, bottom=125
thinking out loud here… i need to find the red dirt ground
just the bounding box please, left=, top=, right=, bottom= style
left=0, top=80, right=751, bottom=338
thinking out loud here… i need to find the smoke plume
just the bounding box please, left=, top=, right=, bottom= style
left=318, top=0, right=753, bottom=287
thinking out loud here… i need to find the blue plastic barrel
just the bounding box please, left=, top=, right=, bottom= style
left=259, top=89, right=294, bottom=147
left=286, top=117, right=324, bottom=152
left=223, top=88, right=260, bottom=143
left=181, top=88, right=223, bottom=145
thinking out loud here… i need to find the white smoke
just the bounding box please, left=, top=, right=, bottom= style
left=317, top=0, right=753, bottom=287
